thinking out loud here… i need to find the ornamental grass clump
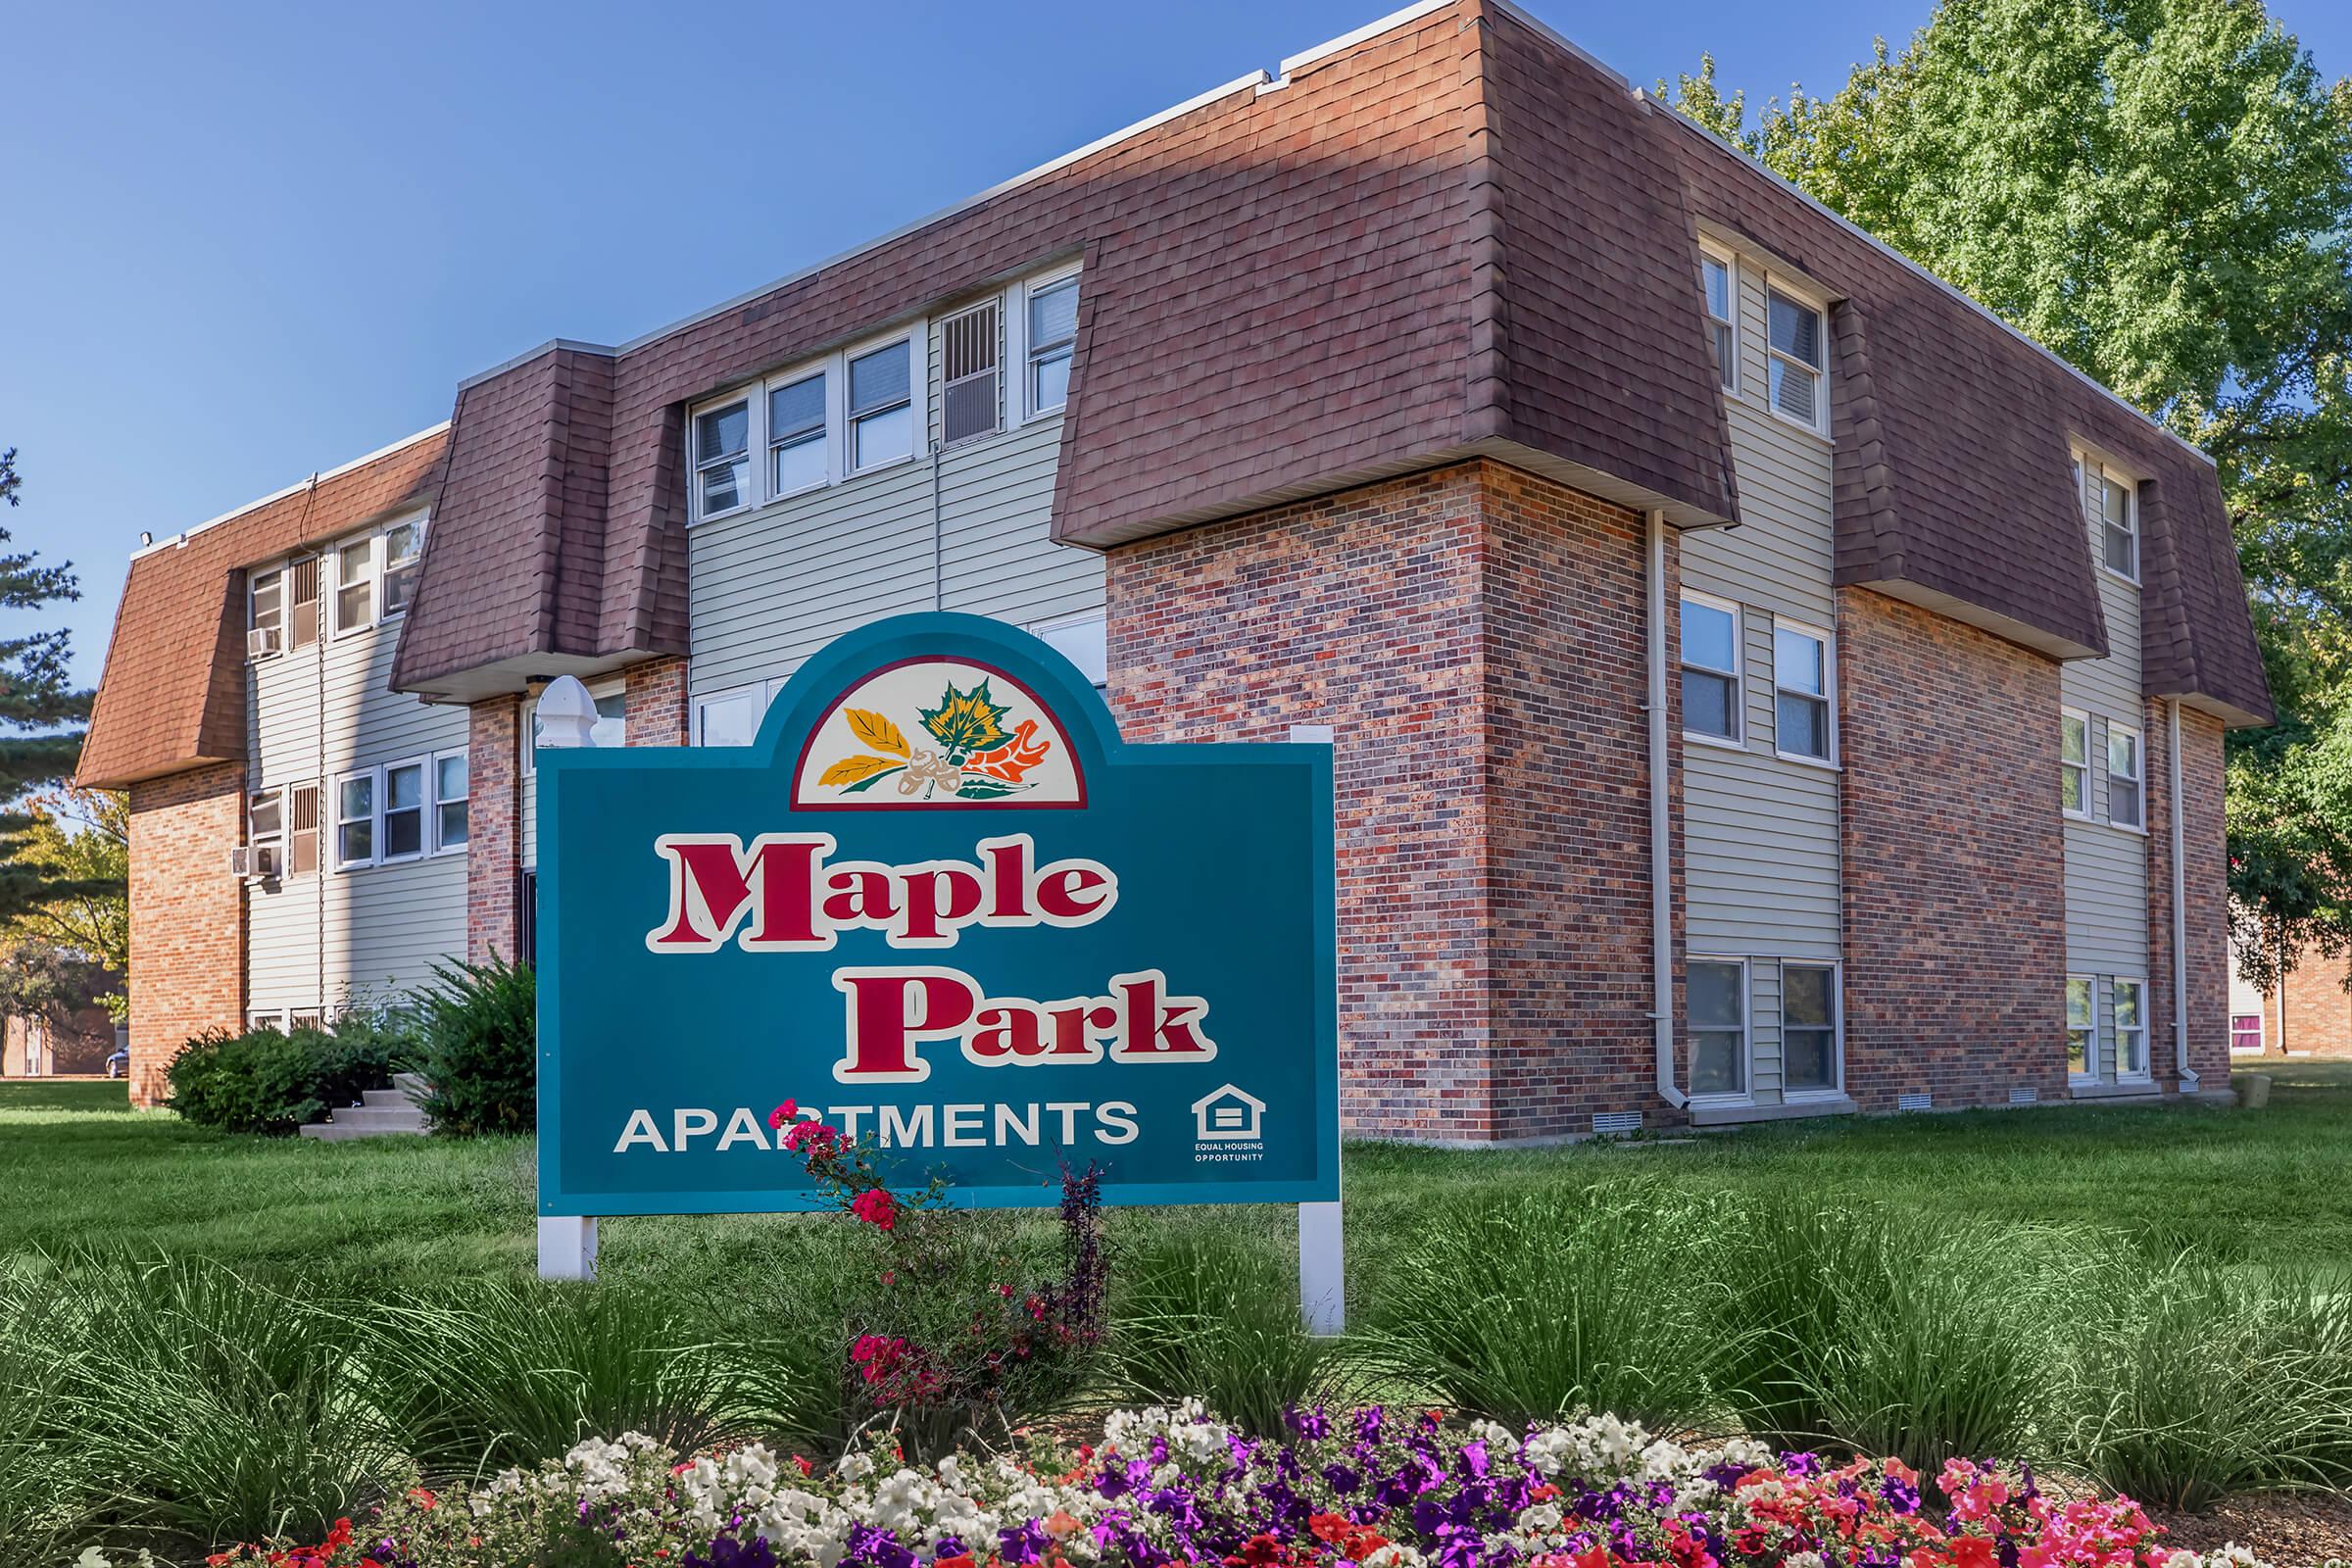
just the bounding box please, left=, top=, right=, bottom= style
left=1364, top=1182, right=1744, bottom=1434
left=1103, top=1221, right=1350, bottom=1437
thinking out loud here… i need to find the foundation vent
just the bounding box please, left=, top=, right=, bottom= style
left=2009, top=1087, right=2039, bottom=1105
left=1896, top=1093, right=1934, bottom=1112
left=1591, top=1111, right=1643, bottom=1136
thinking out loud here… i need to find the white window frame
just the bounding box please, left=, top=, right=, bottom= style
left=691, top=390, right=758, bottom=522
left=1680, top=591, right=1744, bottom=749
left=2060, top=707, right=2093, bottom=820
left=844, top=328, right=922, bottom=476
left=377, top=759, right=428, bottom=865
left=249, top=565, right=285, bottom=657
left=1699, top=246, right=1738, bottom=395
left=2107, top=721, right=2146, bottom=832
left=288, top=1008, right=322, bottom=1033
left=1685, top=955, right=1752, bottom=1102
left=2066, top=974, right=2096, bottom=1080
left=380, top=512, right=426, bottom=618
left=247, top=1009, right=286, bottom=1033
left=2077, top=452, right=2140, bottom=585
left=2112, top=975, right=2151, bottom=1080
left=331, top=533, right=377, bottom=638
left=1780, top=958, right=1843, bottom=1098
left=247, top=787, right=284, bottom=871
left=766, top=368, right=832, bottom=500
left=1771, top=618, right=1836, bottom=766
left=1764, top=282, right=1830, bottom=435
left=1013, top=266, right=1081, bottom=421
left=1030, top=611, right=1108, bottom=688
left=333, top=768, right=377, bottom=870
left=286, top=779, right=320, bottom=878
left=431, top=746, right=469, bottom=856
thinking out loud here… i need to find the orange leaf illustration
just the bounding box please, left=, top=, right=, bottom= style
left=819, top=754, right=903, bottom=787
left=964, top=719, right=1051, bottom=783
left=846, top=709, right=908, bottom=758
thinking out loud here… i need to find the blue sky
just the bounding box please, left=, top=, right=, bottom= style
left=4, top=0, right=2345, bottom=690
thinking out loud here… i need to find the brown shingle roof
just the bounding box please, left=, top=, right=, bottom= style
left=76, top=427, right=447, bottom=789
left=382, top=0, right=2262, bottom=725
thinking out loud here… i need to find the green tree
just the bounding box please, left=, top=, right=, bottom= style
left=1662, top=0, right=2352, bottom=1002
left=2, top=787, right=128, bottom=1019
left=0, top=448, right=108, bottom=922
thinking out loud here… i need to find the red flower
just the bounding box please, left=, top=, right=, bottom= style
left=1948, top=1538, right=1996, bottom=1568
left=852, top=1187, right=899, bottom=1230
left=767, top=1100, right=798, bottom=1130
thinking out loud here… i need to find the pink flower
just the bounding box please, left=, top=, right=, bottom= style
left=767, top=1100, right=798, bottom=1131
left=852, top=1187, right=899, bottom=1230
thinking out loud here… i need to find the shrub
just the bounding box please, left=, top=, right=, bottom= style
left=1363, top=1183, right=1743, bottom=1435
left=359, top=1280, right=762, bottom=1480
left=412, top=954, right=536, bottom=1135
left=166, top=1020, right=397, bottom=1135
left=1104, top=1222, right=1348, bottom=1437
left=1710, top=1194, right=1888, bottom=1450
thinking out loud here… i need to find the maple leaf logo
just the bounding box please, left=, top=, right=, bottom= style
left=917, top=679, right=1010, bottom=761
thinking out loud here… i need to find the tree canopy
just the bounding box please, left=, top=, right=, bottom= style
left=1662, top=0, right=2352, bottom=993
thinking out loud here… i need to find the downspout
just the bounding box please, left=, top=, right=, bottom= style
left=2170, top=698, right=2196, bottom=1090
left=1646, top=509, right=1686, bottom=1109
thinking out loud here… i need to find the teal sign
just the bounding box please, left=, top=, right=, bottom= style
left=536, top=613, right=1339, bottom=1215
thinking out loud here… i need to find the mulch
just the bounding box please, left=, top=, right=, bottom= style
left=2150, top=1492, right=2352, bottom=1565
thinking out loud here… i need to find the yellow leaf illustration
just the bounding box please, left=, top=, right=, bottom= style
left=819, top=754, right=902, bottom=787
left=846, top=708, right=909, bottom=758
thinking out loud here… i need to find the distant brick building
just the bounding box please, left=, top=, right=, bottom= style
left=80, top=0, right=2268, bottom=1131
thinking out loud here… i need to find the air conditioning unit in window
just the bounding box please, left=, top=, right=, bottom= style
left=228, top=845, right=280, bottom=880
left=248, top=626, right=282, bottom=658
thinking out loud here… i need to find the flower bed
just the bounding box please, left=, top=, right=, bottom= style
left=80, top=1404, right=2294, bottom=1568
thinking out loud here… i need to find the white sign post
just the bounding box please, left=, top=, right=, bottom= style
left=536, top=675, right=601, bottom=1282
left=1289, top=723, right=1346, bottom=1334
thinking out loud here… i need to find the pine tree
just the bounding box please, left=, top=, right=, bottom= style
left=0, top=447, right=112, bottom=920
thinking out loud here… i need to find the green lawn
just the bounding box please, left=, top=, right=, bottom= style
left=5, top=1060, right=2346, bottom=1334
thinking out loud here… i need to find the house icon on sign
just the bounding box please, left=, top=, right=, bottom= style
left=1192, top=1083, right=1266, bottom=1141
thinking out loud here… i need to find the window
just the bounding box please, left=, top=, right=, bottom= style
left=941, top=300, right=1002, bottom=445
left=2113, top=978, right=2148, bottom=1077
left=768, top=373, right=827, bottom=496
left=334, top=537, right=374, bottom=633
left=289, top=1009, right=321, bottom=1033
left=2108, top=723, right=2144, bottom=830
left=381, top=760, right=425, bottom=861
left=248, top=1011, right=284, bottom=1033
left=248, top=790, right=283, bottom=867
left=1687, top=958, right=1747, bottom=1097
left=250, top=569, right=283, bottom=653
left=1783, top=962, right=1839, bottom=1093
left=1773, top=622, right=1833, bottom=761
left=2080, top=458, right=2139, bottom=580
left=1766, top=288, right=1826, bottom=430
left=289, top=557, right=320, bottom=649
left=1700, top=253, right=1737, bottom=392
left=382, top=517, right=423, bottom=615
left=1026, top=275, right=1077, bottom=416
left=434, top=750, right=468, bottom=852
left=2232, top=1013, right=2264, bottom=1053
left=694, top=397, right=753, bottom=518
left=287, top=782, right=319, bottom=876
left=2060, top=710, right=2091, bottom=818
left=1680, top=595, right=1741, bottom=743
left=2066, top=976, right=2094, bottom=1075
left=335, top=772, right=374, bottom=868
left=695, top=687, right=765, bottom=748
left=849, top=339, right=914, bottom=471
left=1033, top=612, right=1108, bottom=688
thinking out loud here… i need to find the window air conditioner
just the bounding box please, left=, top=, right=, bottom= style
left=249, top=626, right=282, bottom=657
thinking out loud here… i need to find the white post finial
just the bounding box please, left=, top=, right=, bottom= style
left=537, top=674, right=600, bottom=749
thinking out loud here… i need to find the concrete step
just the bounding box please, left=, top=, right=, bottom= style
left=392, top=1071, right=429, bottom=1098
left=360, top=1084, right=426, bottom=1109
left=325, top=1103, right=428, bottom=1131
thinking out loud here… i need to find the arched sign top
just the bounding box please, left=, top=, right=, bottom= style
left=789, top=656, right=1086, bottom=810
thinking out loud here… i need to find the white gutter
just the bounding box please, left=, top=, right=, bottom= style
left=1646, top=509, right=1687, bottom=1108
left=2171, top=699, right=2197, bottom=1090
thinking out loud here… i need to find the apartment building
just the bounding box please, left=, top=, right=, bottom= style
left=78, top=0, right=2269, bottom=1133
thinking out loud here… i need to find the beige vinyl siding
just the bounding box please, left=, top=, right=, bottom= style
left=1677, top=261, right=1844, bottom=1105
left=686, top=412, right=1098, bottom=704
left=2059, top=493, right=2148, bottom=987
left=245, top=567, right=468, bottom=1015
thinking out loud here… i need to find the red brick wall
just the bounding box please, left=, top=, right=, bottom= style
left=1480, top=466, right=1673, bottom=1137
left=125, top=761, right=246, bottom=1106
left=467, top=697, right=523, bottom=963
left=1838, top=589, right=2068, bottom=1109
left=1107, top=466, right=1498, bottom=1139
left=626, top=655, right=690, bottom=747
left=2146, top=701, right=2235, bottom=1090
left=2279, top=944, right=2352, bottom=1054
left=1106, top=461, right=1665, bottom=1140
